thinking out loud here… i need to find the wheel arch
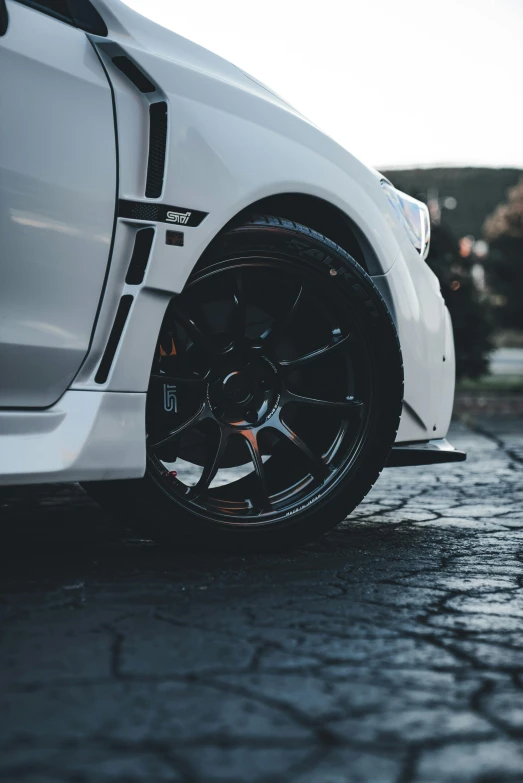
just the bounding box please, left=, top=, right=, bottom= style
left=71, top=193, right=392, bottom=397
left=190, top=192, right=382, bottom=279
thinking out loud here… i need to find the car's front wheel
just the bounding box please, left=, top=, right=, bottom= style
left=86, top=215, right=403, bottom=549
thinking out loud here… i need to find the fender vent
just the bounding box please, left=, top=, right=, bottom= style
left=125, top=228, right=154, bottom=285
left=112, top=56, right=156, bottom=93
left=145, top=101, right=168, bottom=198
left=95, top=295, right=133, bottom=384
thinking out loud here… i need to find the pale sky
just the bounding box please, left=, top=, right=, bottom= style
left=123, top=0, right=523, bottom=171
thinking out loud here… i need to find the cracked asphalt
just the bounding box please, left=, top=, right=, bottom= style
left=1, top=416, right=523, bottom=783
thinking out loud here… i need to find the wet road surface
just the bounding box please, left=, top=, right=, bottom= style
left=1, top=417, right=523, bottom=783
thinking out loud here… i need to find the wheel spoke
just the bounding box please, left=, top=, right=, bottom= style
left=172, top=305, right=214, bottom=354
left=241, top=430, right=271, bottom=511
left=270, top=416, right=330, bottom=483
left=188, top=426, right=228, bottom=499
left=150, top=372, right=208, bottom=388
left=147, top=402, right=207, bottom=449
left=231, top=268, right=246, bottom=340
left=262, top=284, right=304, bottom=344
left=283, top=390, right=363, bottom=413
left=278, top=332, right=355, bottom=372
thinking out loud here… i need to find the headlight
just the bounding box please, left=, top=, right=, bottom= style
left=381, top=180, right=431, bottom=260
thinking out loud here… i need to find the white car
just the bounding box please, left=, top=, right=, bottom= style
left=0, top=0, right=465, bottom=548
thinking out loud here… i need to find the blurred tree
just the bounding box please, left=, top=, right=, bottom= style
left=427, top=223, right=492, bottom=379
left=483, top=177, right=523, bottom=330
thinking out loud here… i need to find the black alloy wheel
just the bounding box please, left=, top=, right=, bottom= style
left=86, top=216, right=403, bottom=549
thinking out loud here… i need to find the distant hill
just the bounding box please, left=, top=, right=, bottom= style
left=381, top=167, right=523, bottom=239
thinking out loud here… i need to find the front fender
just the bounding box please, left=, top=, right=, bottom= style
left=73, top=24, right=403, bottom=394
left=73, top=2, right=452, bottom=449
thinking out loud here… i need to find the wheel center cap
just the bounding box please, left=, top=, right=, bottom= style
left=222, top=371, right=253, bottom=405
left=209, top=355, right=280, bottom=428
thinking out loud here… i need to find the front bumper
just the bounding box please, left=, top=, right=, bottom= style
left=373, top=235, right=456, bottom=444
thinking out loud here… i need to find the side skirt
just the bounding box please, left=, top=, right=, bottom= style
left=0, top=391, right=146, bottom=485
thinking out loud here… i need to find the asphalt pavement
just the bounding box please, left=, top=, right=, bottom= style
left=1, top=416, right=523, bottom=783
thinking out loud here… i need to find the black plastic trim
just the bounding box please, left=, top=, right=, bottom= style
left=69, top=0, right=107, bottom=35
left=166, top=230, right=184, bottom=246
left=95, top=295, right=133, bottom=384
left=13, top=0, right=107, bottom=35
left=13, top=0, right=75, bottom=26
left=0, top=0, right=8, bottom=35
left=386, top=438, right=467, bottom=467
left=118, top=199, right=208, bottom=227
left=145, top=101, right=168, bottom=198
left=112, top=55, right=156, bottom=93
left=125, top=227, right=155, bottom=285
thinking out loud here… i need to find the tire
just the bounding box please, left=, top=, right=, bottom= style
left=85, top=215, right=403, bottom=550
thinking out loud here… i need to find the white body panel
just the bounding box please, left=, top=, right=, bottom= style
left=0, top=390, right=145, bottom=484
left=0, top=1, right=117, bottom=407
left=0, top=0, right=455, bottom=484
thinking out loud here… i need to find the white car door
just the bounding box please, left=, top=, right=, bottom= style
left=0, top=0, right=116, bottom=406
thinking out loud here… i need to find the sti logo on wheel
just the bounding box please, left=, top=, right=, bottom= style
left=163, top=384, right=178, bottom=413
left=166, top=210, right=191, bottom=225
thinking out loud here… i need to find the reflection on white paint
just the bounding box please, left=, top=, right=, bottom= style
left=10, top=320, right=80, bottom=345
left=10, top=210, right=110, bottom=244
